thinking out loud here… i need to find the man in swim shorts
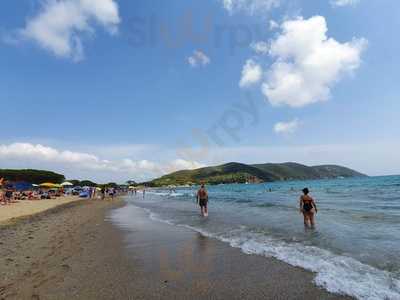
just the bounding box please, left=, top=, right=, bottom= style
left=197, top=184, right=209, bottom=217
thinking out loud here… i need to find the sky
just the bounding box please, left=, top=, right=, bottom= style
left=1, top=0, right=399, bottom=182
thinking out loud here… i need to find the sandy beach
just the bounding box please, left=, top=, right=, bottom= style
left=0, top=197, right=352, bottom=300
left=0, top=196, right=80, bottom=224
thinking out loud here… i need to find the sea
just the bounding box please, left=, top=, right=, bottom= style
left=111, top=176, right=400, bottom=300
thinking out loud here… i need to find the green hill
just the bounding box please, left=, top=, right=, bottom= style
left=145, top=162, right=366, bottom=187
left=0, top=169, right=65, bottom=184
left=252, top=162, right=365, bottom=181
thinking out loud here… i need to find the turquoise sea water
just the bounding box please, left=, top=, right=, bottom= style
left=113, top=176, right=400, bottom=300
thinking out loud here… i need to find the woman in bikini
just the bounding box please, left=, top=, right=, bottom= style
left=299, top=188, right=318, bottom=228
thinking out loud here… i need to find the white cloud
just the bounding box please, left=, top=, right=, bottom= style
left=1, top=141, right=399, bottom=182
left=187, top=50, right=211, bottom=67
left=331, top=0, right=360, bottom=7
left=239, top=59, right=263, bottom=88
left=18, top=0, right=120, bottom=61
left=0, top=143, right=203, bottom=182
left=250, top=16, right=367, bottom=107
left=274, top=119, right=300, bottom=134
left=221, top=0, right=281, bottom=14
left=168, top=159, right=204, bottom=172
left=250, top=41, right=269, bottom=54
left=269, top=20, right=279, bottom=30
left=0, top=143, right=102, bottom=167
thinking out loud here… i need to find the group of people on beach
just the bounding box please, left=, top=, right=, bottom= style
left=0, top=183, right=122, bottom=207
left=128, top=188, right=146, bottom=198
left=0, top=187, right=64, bottom=205
left=100, top=187, right=116, bottom=199
left=196, top=184, right=318, bottom=227
left=0, top=182, right=58, bottom=205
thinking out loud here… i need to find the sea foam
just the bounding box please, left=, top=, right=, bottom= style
left=141, top=206, right=400, bottom=300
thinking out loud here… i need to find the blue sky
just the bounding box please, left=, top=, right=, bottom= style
left=1, top=0, right=399, bottom=182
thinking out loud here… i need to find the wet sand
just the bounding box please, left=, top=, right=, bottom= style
left=0, top=198, right=352, bottom=299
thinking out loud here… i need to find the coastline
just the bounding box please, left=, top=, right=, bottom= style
left=0, top=197, right=352, bottom=299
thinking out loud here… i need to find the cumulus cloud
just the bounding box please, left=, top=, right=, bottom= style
left=269, top=20, right=279, bottom=30
left=250, top=41, right=269, bottom=55
left=239, top=59, right=263, bottom=88
left=221, top=0, right=281, bottom=14
left=0, top=143, right=103, bottom=168
left=187, top=50, right=211, bottom=67
left=18, top=0, right=120, bottom=61
left=331, top=0, right=360, bottom=7
left=274, top=119, right=300, bottom=134
left=246, top=16, right=367, bottom=108
left=0, top=143, right=203, bottom=182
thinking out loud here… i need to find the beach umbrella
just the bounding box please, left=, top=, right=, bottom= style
left=15, top=182, right=33, bottom=191
left=61, top=182, right=74, bottom=187
left=39, top=182, right=58, bottom=188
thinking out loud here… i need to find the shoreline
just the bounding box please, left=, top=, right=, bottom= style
left=0, top=197, right=351, bottom=299
left=111, top=201, right=352, bottom=300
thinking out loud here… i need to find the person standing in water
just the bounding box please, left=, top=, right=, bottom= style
left=299, top=188, right=318, bottom=228
left=197, top=184, right=209, bottom=217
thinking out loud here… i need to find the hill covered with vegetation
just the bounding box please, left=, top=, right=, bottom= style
left=0, top=169, right=65, bottom=184
left=145, top=162, right=366, bottom=187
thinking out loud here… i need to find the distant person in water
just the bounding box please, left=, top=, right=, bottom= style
left=299, top=188, right=317, bottom=228
left=197, top=184, right=209, bottom=217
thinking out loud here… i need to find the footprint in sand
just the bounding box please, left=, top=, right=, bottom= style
left=61, top=264, right=71, bottom=271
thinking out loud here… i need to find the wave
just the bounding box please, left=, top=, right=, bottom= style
left=146, top=191, right=170, bottom=196
left=252, top=203, right=277, bottom=208
left=141, top=206, right=400, bottom=300
left=235, top=199, right=253, bottom=204
left=146, top=191, right=188, bottom=197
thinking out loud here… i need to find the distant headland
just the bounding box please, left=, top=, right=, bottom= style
left=143, top=162, right=367, bottom=187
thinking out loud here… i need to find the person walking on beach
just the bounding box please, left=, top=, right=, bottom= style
left=4, top=185, right=14, bottom=205
left=109, top=188, right=115, bottom=200
left=197, top=184, right=209, bottom=217
left=299, top=188, right=318, bottom=228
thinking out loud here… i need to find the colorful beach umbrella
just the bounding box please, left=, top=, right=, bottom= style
left=39, top=182, right=59, bottom=188
left=61, top=182, right=74, bottom=186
